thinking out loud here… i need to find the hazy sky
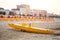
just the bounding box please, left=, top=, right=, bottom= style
left=0, top=0, right=60, bottom=15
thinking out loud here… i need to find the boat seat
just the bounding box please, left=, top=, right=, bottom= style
left=22, top=22, right=27, bottom=27
left=29, top=23, right=34, bottom=28
left=22, top=22, right=34, bottom=28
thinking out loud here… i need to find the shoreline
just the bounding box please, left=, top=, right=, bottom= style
left=0, top=17, right=54, bottom=21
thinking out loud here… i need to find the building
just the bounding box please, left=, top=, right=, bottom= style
left=11, top=9, right=20, bottom=15
left=39, top=10, right=47, bottom=17
left=30, top=9, right=47, bottom=17
left=0, top=7, right=4, bottom=10
left=17, top=4, right=30, bottom=15
left=0, top=7, right=5, bottom=15
left=5, top=9, right=9, bottom=15
left=30, top=9, right=40, bottom=17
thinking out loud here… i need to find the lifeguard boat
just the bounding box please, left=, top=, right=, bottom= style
left=8, top=22, right=54, bottom=34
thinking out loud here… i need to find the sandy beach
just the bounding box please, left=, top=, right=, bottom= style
left=0, top=21, right=60, bottom=40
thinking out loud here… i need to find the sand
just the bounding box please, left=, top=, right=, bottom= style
left=0, top=21, right=60, bottom=40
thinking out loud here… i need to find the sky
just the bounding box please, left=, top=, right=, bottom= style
left=0, top=0, right=60, bottom=15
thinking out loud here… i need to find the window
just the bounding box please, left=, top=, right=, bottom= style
left=20, top=8, right=26, bottom=14
left=9, top=11, right=14, bottom=15
left=0, top=11, right=6, bottom=15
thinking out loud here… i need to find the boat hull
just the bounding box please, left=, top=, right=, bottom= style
left=8, top=23, right=54, bottom=34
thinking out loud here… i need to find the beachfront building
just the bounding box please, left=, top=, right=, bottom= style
left=0, top=8, right=5, bottom=18
left=0, top=8, right=5, bottom=15
left=30, top=9, right=47, bottom=17
left=0, top=4, right=51, bottom=18
left=4, top=9, right=10, bottom=17
left=17, top=4, right=30, bottom=15
left=11, top=9, right=20, bottom=15
left=11, top=9, right=20, bottom=18
left=30, top=9, right=40, bottom=17
left=39, top=10, right=47, bottom=17
left=0, top=7, right=4, bottom=10
left=5, top=9, right=9, bottom=15
left=0, top=7, right=10, bottom=18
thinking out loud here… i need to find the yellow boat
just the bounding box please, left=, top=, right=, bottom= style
left=8, top=23, right=54, bottom=34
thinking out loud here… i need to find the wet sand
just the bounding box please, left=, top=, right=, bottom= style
left=0, top=21, right=60, bottom=40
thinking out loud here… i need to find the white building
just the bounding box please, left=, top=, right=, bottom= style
left=17, top=4, right=30, bottom=15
